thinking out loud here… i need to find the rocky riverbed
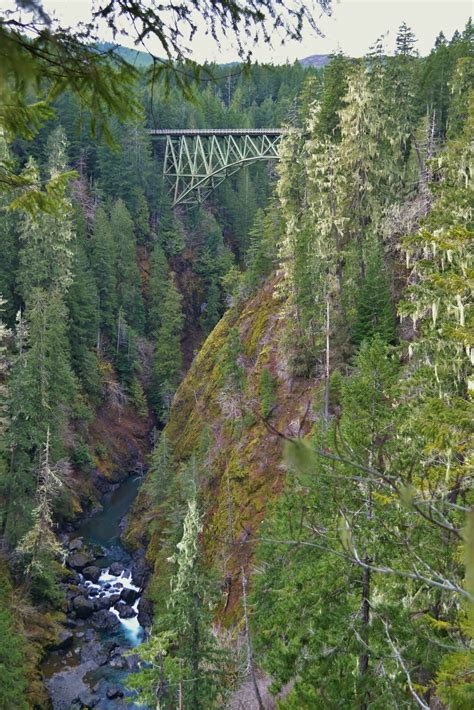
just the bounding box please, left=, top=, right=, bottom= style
left=42, top=475, right=151, bottom=709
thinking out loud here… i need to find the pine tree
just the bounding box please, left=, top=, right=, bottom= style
left=110, top=198, right=145, bottom=335
left=352, top=242, right=396, bottom=347
left=5, top=290, right=77, bottom=543
left=67, top=240, right=101, bottom=396
left=395, top=22, right=417, bottom=57
left=129, top=499, right=227, bottom=709
left=153, top=273, right=184, bottom=418
left=90, top=205, right=117, bottom=341
left=16, top=429, right=65, bottom=603
left=17, top=128, right=74, bottom=301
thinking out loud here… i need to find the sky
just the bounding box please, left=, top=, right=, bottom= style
left=3, top=0, right=472, bottom=63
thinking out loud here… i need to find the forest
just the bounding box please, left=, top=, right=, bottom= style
left=0, top=2, right=473, bottom=708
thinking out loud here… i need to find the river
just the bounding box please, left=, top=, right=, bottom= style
left=42, top=475, right=148, bottom=709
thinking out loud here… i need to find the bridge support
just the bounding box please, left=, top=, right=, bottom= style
left=150, top=129, right=285, bottom=207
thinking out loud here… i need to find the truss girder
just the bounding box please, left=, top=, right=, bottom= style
left=159, top=131, right=284, bottom=206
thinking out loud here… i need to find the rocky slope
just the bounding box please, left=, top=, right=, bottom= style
left=127, top=275, right=320, bottom=620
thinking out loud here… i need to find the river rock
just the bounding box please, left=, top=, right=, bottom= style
left=94, top=592, right=121, bottom=611
left=115, top=601, right=137, bottom=619
left=120, top=587, right=139, bottom=604
left=80, top=640, right=109, bottom=666
left=106, top=686, right=124, bottom=700
left=109, top=561, right=124, bottom=576
left=72, top=596, right=95, bottom=619
left=49, top=629, right=74, bottom=651
left=137, top=596, right=153, bottom=628
left=82, top=565, right=101, bottom=583
left=109, top=655, right=127, bottom=669
left=68, top=551, right=94, bottom=571
left=69, top=537, right=84, bottom=551
left=91, top=609, right=120, bottom=631
left=131, top=557, right=149, bottom=587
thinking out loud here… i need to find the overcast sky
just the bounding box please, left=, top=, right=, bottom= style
left=5, top=0, right=472, bottom=62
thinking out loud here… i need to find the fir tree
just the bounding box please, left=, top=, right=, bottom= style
left=110, top=198, right=145, bottom=335
left=90, top=206, right=117, bottom=342
left=129, top=499, right=227, bottom=709
left=153, top=273, right=184, bottom=418
left=148, top=241, right=170, bottom=336
left=352, top=243, right=396, bottom=347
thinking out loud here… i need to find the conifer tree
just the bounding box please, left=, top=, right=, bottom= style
left=90, top=206, right=117, bottom=342
left=148, top=241, right=170, bottom=336
left=153, top=273, right=184, bottom=418
left=16, top=429, right=65, bottom=601
left=17, top=128, right=74, bottom=301
left=67, top=241, right=101, bottom=396
left=110, top=198, right=145, bottom=335
left=129, top=499, right=226, bottom=709
left=5, top=290, right=77, bottom=543
left=352, top=242, right=396, bottom=347
left=0, top=570, right=28, bottom=710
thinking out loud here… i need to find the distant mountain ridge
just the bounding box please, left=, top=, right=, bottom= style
left=98, top=43, right=331, bottom=69
left=299, top=54, right=331, bottom=67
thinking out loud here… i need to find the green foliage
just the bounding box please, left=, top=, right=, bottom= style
left=0, top=570, right=29, bottom=709
left=111, top=199, right=145, bottom=335
left=153, top=273, right=184, bottom=418
left=129, top=377, right=148, bottom=418
left=352, top=242, right=396, bottom=347
left=220, top=327, right=246, bottom=392
left=130, top=499, right=227, bottom=708
left=90, top=206, right=117, bottom=338
left=259, top=367, right=277, bottom=419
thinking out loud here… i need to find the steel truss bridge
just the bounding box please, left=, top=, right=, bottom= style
left=150, top=128, right=286, bottom=207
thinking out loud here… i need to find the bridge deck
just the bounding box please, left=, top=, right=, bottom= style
left=149, top=128, right=287, bottom=137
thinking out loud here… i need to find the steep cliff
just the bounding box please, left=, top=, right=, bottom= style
left=127, top=275, right=320, bottom=619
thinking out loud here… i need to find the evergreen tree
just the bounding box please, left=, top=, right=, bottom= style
left=67, top=240, right=101, bottom=396
left=148, top=241, right=170, bottom=336
left=16, top=430, right=65, bottom=603
left=352, top=242, right=396, bottom=347
left=153, top=273, right=184, bottom=418
left=90, top=206, right=117, bottom=341
left=129, top=499, right=226, bottom=709
left=110, top=198, right=145, bottom=335
left=17, top=128, right=74, bottom=300
left=0, top=570, right=29, bottom=710
left=5, top=290, right=77, bottom=543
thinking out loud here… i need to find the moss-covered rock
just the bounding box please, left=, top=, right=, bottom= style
left=128, top=276, right=320, bottom=620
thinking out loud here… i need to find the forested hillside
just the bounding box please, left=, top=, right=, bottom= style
left=0, top=9, right=473, bottom=710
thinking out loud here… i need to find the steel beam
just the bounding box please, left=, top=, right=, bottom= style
left=151, top=129, right=286, bottom=206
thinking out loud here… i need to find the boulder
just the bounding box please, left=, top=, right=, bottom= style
left=91, top=609, right=120, bottom=631
left=106, top=686, right=124, bottom=700
left=49, top=629, right=74, bottom=651
left=82, top=566, right=101, bottom=583
left=80, top=641, right=109, bottom=666
left=72, top=596, right=95, bottom=619
left=94, top=593, right=121, bottom=611
left=69, top=538, right=84, bottom=552
left=137, top=596, right=153, bottom=628
left=109, top=655, right=127, bottom=669
left=108, top=562, right=124, bottom=576
left=115, top=602, right=136, bottom=619
left=131, top=558, right=149, bottom=587
left=68, top=551, right=94, bottom=571
left=120, top=587, right=140, bottom=605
